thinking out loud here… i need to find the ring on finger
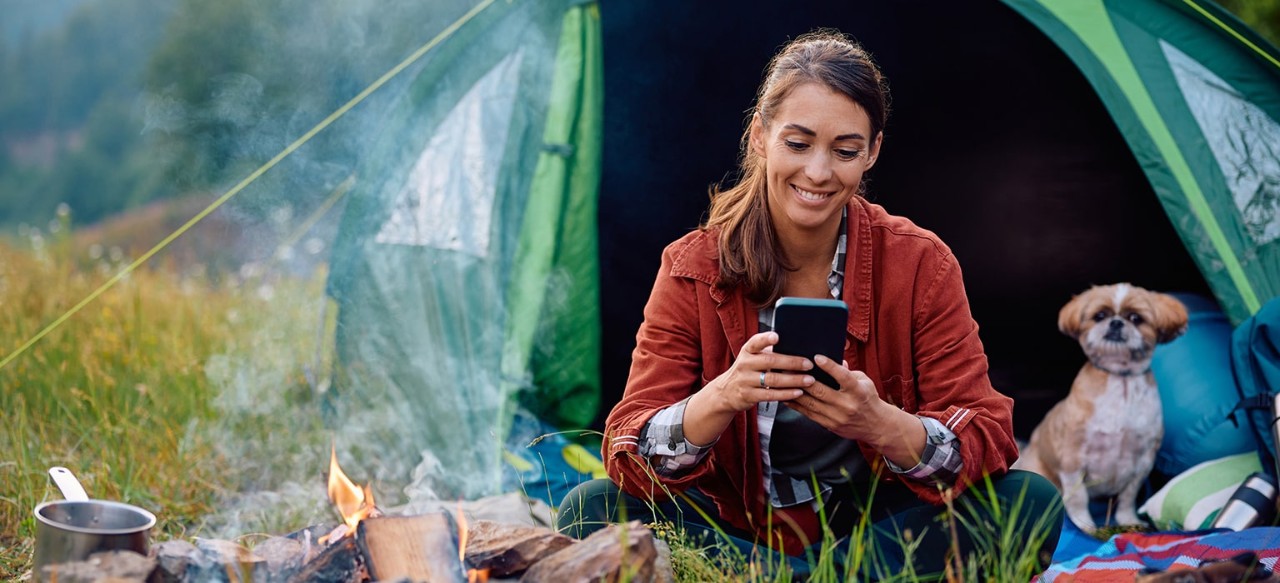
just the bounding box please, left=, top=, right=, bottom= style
left=759, top=371, right=768, bottom=388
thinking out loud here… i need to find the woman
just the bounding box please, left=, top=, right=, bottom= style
left=558, top=30, right=1062, bottom=577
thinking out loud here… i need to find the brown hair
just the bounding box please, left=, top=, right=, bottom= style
left=704, top=30, right=890, bottom=306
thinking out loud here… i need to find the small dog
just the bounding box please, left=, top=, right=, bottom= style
left=1014, top=283, right=1188, bottom=533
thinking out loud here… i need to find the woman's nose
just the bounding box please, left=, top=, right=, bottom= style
left=804, top=153, right=833, bottom=183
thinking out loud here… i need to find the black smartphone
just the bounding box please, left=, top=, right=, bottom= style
left=771, top=297, right=848, bottom=389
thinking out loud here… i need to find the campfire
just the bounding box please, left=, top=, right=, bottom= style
left=321, top=445, right=380, bottom=542
left=35, top=444, right=673, bottom=582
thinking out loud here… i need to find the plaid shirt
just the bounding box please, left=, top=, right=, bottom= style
left=638, top=209, right=964, bottom=507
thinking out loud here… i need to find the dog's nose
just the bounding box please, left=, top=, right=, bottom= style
left=1109, top=319, right=1125, bottom=331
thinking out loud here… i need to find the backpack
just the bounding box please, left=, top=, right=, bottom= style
left=1228, top=297, right=1280, bottom=480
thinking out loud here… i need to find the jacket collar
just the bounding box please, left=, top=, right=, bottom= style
left=843, top=197, right=872, bottom=343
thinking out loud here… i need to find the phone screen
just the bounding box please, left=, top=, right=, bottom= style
left=771, top=297, right=848, bottom=389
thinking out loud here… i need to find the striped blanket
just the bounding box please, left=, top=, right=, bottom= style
left=1037, top=528, right=1280, bottom=582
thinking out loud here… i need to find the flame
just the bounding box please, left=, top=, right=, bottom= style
left=457, top=501, right=489, bottom=583
left=327, top=444, right=376, bottom=533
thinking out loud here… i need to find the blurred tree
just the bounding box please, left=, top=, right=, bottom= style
left=0, top=0, right=173, bottom=227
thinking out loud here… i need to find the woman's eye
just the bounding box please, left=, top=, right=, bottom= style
left=1127, top=312, right=1144, bottom=325
left=784, top=140, right=809, bottom=152
left=835, top=149, right=861, bottom=161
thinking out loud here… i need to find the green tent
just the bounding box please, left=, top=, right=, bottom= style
left=1003, top=0, right=1280, bottom=325
left=323, top=0, right=1280, bottom=499
left=326, top=0, right=601, bottom=499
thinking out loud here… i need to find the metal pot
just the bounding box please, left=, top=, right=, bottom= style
left=32, top=467, right=156, bottom=582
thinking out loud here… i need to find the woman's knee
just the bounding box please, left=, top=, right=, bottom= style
left=990, top=470, right=1064, bottom=558
left=555, top=479, right=622, bottom=537
left=994, top=470, right=1063, bottom=514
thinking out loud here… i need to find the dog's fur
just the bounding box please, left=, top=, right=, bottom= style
left=1014, top=283, right=1188, bottom=533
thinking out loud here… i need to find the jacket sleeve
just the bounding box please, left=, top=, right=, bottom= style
left=903, top=252, right=1018, bottom=502
left=602, top=241, right=717, bottom=502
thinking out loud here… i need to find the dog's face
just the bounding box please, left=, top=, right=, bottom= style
left=1058, top=283, right=1189, bottom=374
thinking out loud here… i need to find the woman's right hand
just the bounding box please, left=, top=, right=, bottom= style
left=681, top=331, right=815, bottom=447
left=708, top=331, right=815, bottom=412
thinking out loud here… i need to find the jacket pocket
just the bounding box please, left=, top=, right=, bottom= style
left=880, top=375, right=917, bottom=412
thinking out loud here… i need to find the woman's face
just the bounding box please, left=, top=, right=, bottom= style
left=751, top=82, right=881, bottom=237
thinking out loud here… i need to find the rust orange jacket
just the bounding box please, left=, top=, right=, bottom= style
left=601, top=197, right=1018, bottom=553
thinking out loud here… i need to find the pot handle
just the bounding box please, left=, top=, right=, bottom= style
left=49, top=467, right=90, bottom=502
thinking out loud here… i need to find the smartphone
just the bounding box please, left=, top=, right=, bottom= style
left=771, top=297, right=848, bottom=389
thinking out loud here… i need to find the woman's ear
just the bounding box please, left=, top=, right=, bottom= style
left=865, top=131, right=884, bottom=170
left=749, top=113, right=766, bottom=159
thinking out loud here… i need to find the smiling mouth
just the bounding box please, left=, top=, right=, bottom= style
left=793, top=185, right=832, bottom=202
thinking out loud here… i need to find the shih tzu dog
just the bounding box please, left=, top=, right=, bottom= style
left=1014, top=283, right=1188, bottom=533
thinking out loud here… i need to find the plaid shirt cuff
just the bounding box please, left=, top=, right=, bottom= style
left=884, top=416, right=963, bottom=484
left=637, top=397, right=716, bottom=477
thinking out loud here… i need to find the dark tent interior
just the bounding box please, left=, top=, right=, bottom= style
left=594, top=0, right=1216, bottom=439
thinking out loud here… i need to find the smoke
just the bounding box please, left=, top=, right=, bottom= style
left=155, top=0, right=591, bottom=540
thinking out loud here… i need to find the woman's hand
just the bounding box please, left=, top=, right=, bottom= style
left=708, top=331, right=814, bottom=412
left=681, top=331, right=813, bottom=446
left=789, top=355, right=927, bottom=468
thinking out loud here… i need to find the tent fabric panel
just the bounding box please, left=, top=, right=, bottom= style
left=1103, top=0, right=1280, bottom=318
left=325, top=0, right=579, bottom=499
left=1104, top=2, right=1280, bottom=319
left=502, top=3, right=603, bottom=430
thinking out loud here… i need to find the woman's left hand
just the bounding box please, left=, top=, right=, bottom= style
left=787, top=355, right=890, bottom=442
left=790, top=355, right=928, bottom=468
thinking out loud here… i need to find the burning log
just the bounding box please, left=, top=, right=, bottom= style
left=354, top=512, right=467, bottom=583
left=288, top=532, right=365, bottom=583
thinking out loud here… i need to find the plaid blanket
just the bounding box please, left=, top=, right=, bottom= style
left=1037, top=528, right=1280, bottom=582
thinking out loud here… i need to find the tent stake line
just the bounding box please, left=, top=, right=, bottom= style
left=0, top=0, right=500, bottom=373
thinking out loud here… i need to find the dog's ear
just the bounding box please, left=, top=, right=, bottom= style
left=1058, top=291, right=1089, bottom=339
left=1152, top=293, right=1189, bottom=344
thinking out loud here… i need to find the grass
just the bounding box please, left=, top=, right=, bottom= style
left=0, top=229, right=334, bottom=580
left=637, top=474, right=1059, bottom=583
left=0, top=230, right=1061, bottom=582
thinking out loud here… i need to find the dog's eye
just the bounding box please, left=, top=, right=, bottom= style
left=1126, top=312, right=1144, bottom=325
left=1092, top=310, right=1110, bottom=322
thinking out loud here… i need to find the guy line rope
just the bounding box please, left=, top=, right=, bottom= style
left=0, top=0, right=500, bottom=372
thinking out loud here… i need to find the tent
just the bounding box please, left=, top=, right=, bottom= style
left=323, top=0, right=1280, bottom=499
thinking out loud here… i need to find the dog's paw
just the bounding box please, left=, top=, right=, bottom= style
left=1066, top=511, right=1098, bottom=536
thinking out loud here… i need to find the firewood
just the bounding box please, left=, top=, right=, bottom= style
left=356, top=512, right=466, bottom=583
left=463, top=520, right=574, bottom=577
left=520, top=521, right=672, bottom=583
left=288, top=534, right=364, bottom=583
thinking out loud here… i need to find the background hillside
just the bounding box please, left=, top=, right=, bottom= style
left=0, top=0, right=476, bottom=257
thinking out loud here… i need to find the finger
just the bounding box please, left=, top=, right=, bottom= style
left=813, top=355, right=854, bottom=387
left=754, top=351, right=813, bottom=373
left=747, top=387, right=803, bottom=403
left=760, top=371, right=814, bottom=389
left=790, top=396, right=838, bottom=428
left=743, top=331, right=779, bottom=355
